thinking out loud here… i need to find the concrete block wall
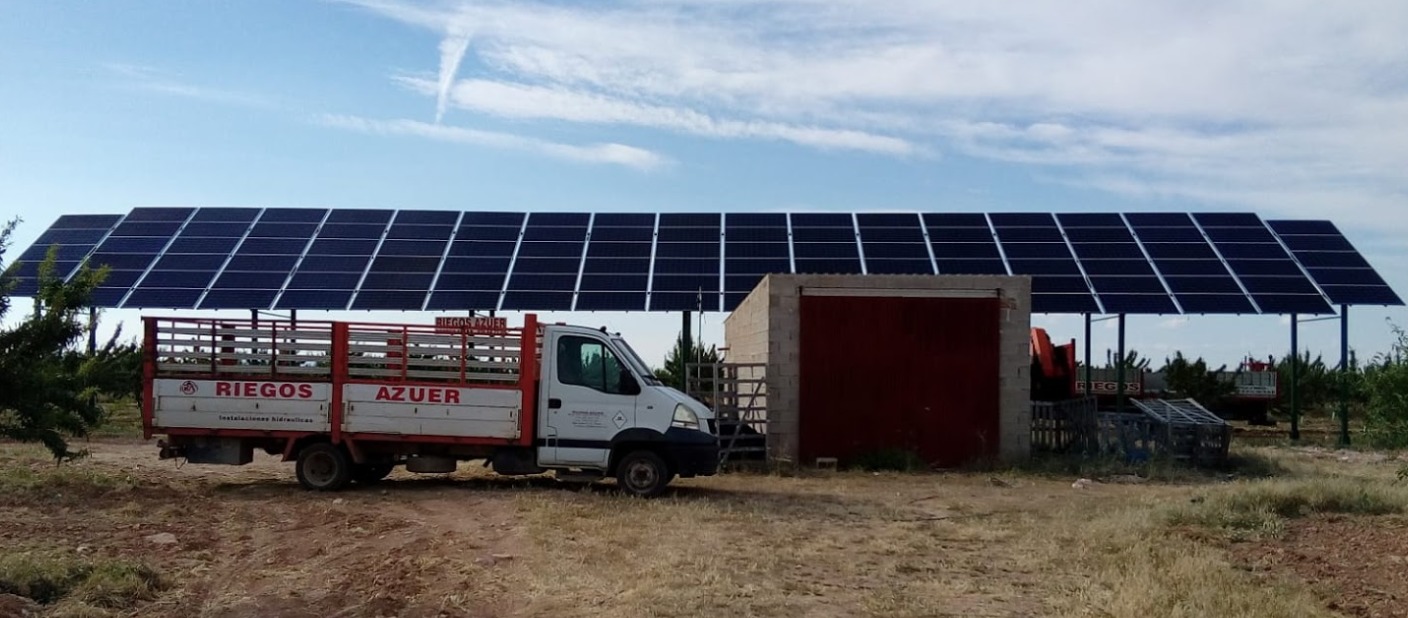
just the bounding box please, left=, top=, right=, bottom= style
left=725, top=274, right=1033, bottom=465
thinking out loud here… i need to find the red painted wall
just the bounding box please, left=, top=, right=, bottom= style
left=798, top=295, right=1002, bottom=467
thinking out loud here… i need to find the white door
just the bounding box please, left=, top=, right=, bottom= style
left=539, top=333, right=638, bottom=467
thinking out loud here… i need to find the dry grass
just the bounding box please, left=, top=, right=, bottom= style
left=0, top=440, right=1403, bottom=616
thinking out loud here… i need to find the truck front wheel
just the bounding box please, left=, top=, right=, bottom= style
left=615, top=450, right=672, bottom=498
left=296, top=443, right=352, bottom=491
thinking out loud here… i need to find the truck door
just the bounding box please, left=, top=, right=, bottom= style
left=539, top=332, right=638, bottom=467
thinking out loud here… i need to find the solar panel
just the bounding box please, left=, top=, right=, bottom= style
left=10, top=208, right=1400, bottom=316
left=1267, top=220, right=1403, bottom=307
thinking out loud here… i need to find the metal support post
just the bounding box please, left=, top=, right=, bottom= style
left=1339, top=305, right=1350, bottom=447
left=681, top=310, right=692, bottom=392
left=1290, top=313, right=1300, bottom=441
left=1084, top=313, right=1093, bottom=398
left=1116, top=314, right=1126, bottom=414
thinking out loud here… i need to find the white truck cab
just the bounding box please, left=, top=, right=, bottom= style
left=534, top=324, right=719, bottom=494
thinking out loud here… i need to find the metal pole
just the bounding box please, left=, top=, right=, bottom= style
left=1084, top=313, right=1093, bottom=399
left=1290, top=313, right=1300, bottom=441
left=1116, top=314, right=1126, bottom=414
left=1339, top=305, right=1350, bottom=447
left=87, top=307, right=98, bottom=355
left=681, top=310, right=692, bottom=392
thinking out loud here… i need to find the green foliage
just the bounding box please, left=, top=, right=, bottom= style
left=653, top=334, right=721, bottom=391
left=0, top=219, right=142, bottom=460
left=1159, top=352, right=1236, bottom=408
left=1362, top=322, right=1408, bottom=447
left=0, top=550, right=163, bottom=607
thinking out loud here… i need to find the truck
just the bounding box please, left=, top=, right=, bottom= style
left=140, top=314, right=719, bottom=497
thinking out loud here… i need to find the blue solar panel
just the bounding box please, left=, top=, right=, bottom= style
left=1193, top=212, right=1262, bottom=227
left=653, top=259, right=718, bottom=275
left=726, top=227, right=788, bottom=243
left=508, top=273, right=578, bottom=291
left=655, top=243, right=719, bottom=259
left=1164, top=277, right=1243, bottom=294
left=425, top=291, right=501, bottom=310
left=350, top=290, right=430, bottom=310
left=361, top=273, right=434, bottom=290
left=996, top=227, right=1064, bottom=242
left=167, top=236, right=239, bottom=254
left=1204, top=227, right=1277, bottom=243
left=31, top=228, right=109, bottom=245
left=1099, top=294, right=1178, bottom=314
left=447, top=241, right=516, bottom=258
left=517, top=242, right=585, bottom=258
left=1251, top=294, right=1333, bottom=314
left=1070, top=243, right=1146, bottom=259
left=1033, top=277, right=1093, bottom=293
left=1131, top=227, right=1206, bottom=243
left=225, top=255, right=299, bottom=271
left=154, top=254, right=227, bottom=271
left=199, top=289, right=280, bottom=309
left=369, top=256, right=441, bottom=272
left=1307, top=268, right=1387, bottom=286
left=1216, top=243, right=1292, bottom=259
left=235, top=238, right=309, bottom=255
left=440, top=257, right=511, bottom=273
left=726, top=213, right=787, bottom=227
left=1267, top=219, right=1402, bottom=307
left=858, top=227, right=925, bottom=243
left=789, top=213, right=850, bottom=227
left=1318, top=286, right=1402, bottom=305
left=577, top=292, right=647, bottom=311
left=275, top=289, right=354, bottom=310
left=1002, top=243, right=1073, bottom=259
left=256, top=208, right=327, bottom=223
left=108, top=221, right=183, bottom=237
left=326, top=209, right=393, bottom=224
left=1056, top=213, right=1127, bottom=227
left=1268, top=220, right=1339, bottom=235
left=724, top=258, right=791, bottom=275
left=318, top=223, right=386, bottom=239
left=927, top=228, right=994, bottom=242
left=22, top=244, right=96, bottom=262
left=137, top=270, right=218, bottom=288
left=287, top=273, right=362, bottom=289
left=456, top=226, right=522, bottom=241
left=377, top=240, right=447, bottom=257
left=1079, top=260, right=1156, bottom=276
left=502, top=291, right=573, bottom=310
left=1124, top=212, right=1193, bottom=227
left=179, top=222, right=249, bottom=238
left=931, top=243, right=1001, bottom=259
left=794, top=258, right=863, bottom=274
left=435, top=273, right=510, bottom=290
left=587, top=242, right=652, bottom=258
left=124, top=208, right=194, bottom=222
left=385, top=225, right=453, bottom=241
left=298, top=255, right=372, bottom=272
left=583, top=258, right=651, bottom=274
left=1176, top=294, right=1256, bottom=314
left=530, top=212, right=591, bottom=226
left=856, top=213, right=918, bottom=227
left=580, top=273, right=650, bottom=290
left=936, top=259, right=1008, bottom=275
left=651, top=292, right=717, bottom=311
left=120, top=287, right=205, bottom=309
left=792, top=227, right=854, bottom=243
left=50, top=214, right=123, bottom=229
left=249, top=222, right=318, bottom=238
left=86, top=253, right=156, bottom=270
left=523, top=226, right=589, bottom=242
left=793, top=243, right=858, bottom=261
left=1142, top=243, right=1217, bottom=259
left=990, top=213, right=1055, bottom=227
left=591, top=227, right=653, bottom=242
left=511, top=257, right=581, bottom=274
left=1280, top=235, right=1355, bottom=252
left=595, top=213, right=655, bottom=227
left=461, top=212, right=525, bottom=226
left=657, top=227, right=719, bottom=243
left=1239, top=276, right=1319, bottom=295
left=1007, top=259, right=1081, bottom=275
left=394, top=210, right=460, bottom=225
left=1227, top=259, right=1303, bottom=276
left=923, top=213, right=989, bottom=227
left=1090, top=276, right=1167, bottom=294
left=862, top=243, right=929, bottom=259
left=95, top=236, right=169, bottom=253
left=190, top=208, right=260, bottom=223
left=1155, top=260, right=1234, bottom=276
left=866, top=260, right=933, bottom=275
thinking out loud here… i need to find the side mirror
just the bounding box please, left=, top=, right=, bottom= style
left=620, top=370, right=641, bottom=395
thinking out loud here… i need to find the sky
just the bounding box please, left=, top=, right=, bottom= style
left=2, top=0, right=1407, bottom=370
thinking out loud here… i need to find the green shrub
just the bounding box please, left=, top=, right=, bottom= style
left=1167, top=478, right=1408, bottom=539
left=0, top=551, right=163, bottom=607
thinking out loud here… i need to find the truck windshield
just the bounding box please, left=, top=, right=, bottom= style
left=613, top=338, right=661, bottom=385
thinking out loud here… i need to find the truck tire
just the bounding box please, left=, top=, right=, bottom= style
left=352, top=463, right=395, bottom=485
left=296, top=443, right=352, bottom=491
left=615, top=450, right=671, bottom=498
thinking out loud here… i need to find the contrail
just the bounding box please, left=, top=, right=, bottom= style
left=435, top=18, right=474, bottom=124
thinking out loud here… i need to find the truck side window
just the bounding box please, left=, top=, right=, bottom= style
left=557, top=336, right=629, bottom=394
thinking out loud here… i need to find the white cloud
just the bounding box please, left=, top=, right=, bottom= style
left=339, top=0, right=1408, bottom=229
left=104, top=63, right=274, bottom=109
left=316, top=114, right=670, bottom=171
left=1158, top=317, right=1190, bottom=330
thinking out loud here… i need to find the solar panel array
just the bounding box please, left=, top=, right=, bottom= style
left=9, top=208, right=1401, bottom=314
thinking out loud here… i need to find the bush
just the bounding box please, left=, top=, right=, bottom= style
left=1362, top=322, right=1408, bottom=447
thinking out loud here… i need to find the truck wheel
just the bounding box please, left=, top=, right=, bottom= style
left=296, top=443, right=352, bottom=491
left=352, top=463, right=395, bottom=485
left=615, top=450, right=671, bottom=498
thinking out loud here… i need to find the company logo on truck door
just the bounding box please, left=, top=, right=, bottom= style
left=215, top=382, right=317, bottom=399
left=373, top=386, right=462, bottom=404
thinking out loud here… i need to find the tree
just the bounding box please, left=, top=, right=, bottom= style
left=653, top=334, right=720, bottom=395
left=0, top=219, right=138, bottom=460
left=1363, top=321, right=1408, bottom=447
left=1158, top=352, right=1236, bottom=409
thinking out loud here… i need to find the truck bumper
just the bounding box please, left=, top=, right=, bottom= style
left=664, top=427, right=719, bottom=478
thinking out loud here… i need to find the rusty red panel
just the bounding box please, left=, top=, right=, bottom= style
left=798, top=295, right=1001, bottom=467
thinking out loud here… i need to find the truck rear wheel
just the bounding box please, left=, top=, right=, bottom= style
left=615, top=450, right=671, bottom=498
left=352, top=463, right=395, bottom=485
left=296, top=443, right=352, bottom=491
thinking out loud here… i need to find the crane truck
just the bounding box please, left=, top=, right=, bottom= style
left=141, top=314, right=718, bottom=497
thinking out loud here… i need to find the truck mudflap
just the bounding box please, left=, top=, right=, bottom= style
left=661, top=427, right=720, bottom=478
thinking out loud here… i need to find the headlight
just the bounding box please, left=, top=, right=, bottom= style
left=671, top=404, right=699, bottom=430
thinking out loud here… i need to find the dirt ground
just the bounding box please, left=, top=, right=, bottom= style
left=1, top=439, right=1405, bottom=617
